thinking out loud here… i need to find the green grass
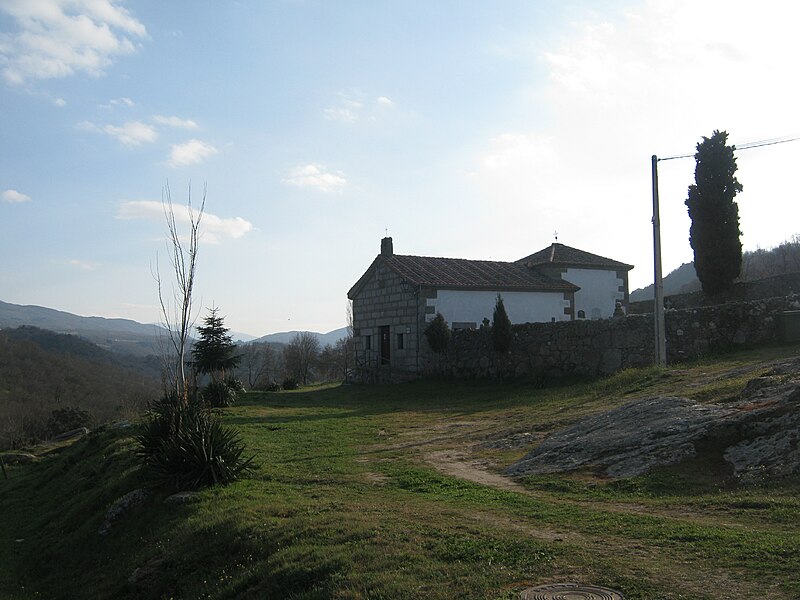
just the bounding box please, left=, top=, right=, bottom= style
left=2, top=345, right=800, bottom=599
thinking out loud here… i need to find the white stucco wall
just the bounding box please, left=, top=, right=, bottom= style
left=429, top=289, right=570, bottom=326
left=564, top=268, right=624, bottom=319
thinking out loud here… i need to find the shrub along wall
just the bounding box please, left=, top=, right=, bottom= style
left=442, top=294, right=800, bottom=380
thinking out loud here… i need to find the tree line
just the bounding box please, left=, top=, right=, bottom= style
left=235, top=331, right=354, bottom=390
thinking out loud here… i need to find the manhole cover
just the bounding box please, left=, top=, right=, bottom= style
left=521, top=582, right=624, bottom=600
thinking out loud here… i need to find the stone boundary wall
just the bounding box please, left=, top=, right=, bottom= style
left=440, top=294, right=800, bottom=380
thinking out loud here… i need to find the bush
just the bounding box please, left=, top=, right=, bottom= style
left=263, top=381, right=281, bottom=392
left=46, top=406, right=92, bottom=438
left=201, top=380, right=238, bottom=408
left=282, top=377, right=299, bottom=390
left=225, top=376, right=246, bottom=393
left=136, top=393, right=255, bottom=490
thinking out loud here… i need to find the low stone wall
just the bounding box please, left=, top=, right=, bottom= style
left=441, top=295, right=800, bottom=380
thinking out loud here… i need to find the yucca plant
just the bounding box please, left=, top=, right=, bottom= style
left=201, top=380, right=238, bottom=408
left=137, top=393, right=255, bottom=490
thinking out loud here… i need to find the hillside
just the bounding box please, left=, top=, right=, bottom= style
left=0, top=300, right=166, bottom=357
left=0, top=327, right=159, bottom=450
left=2, top=344, right=799, bottom=599
left=630, top=262, right=700, bottom=301
left=631, top=236, right=800, bottom=301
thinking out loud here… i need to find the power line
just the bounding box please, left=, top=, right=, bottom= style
left=657, top=133, right=800, bottom=162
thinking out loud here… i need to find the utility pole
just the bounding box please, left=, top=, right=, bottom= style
left=651, top=155, right=667, bottom=367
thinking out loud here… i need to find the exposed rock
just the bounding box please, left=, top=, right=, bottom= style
left=128, top=556, right=167, bottom=595
left=164, top=491, right=201, bottom=505
left=506, top=397, right=734, bottom=478
left=507, top=360, right=800, bottom=481
left=1, top=452, right=36, bottom=465
left=99, top=489, right=150, bottom=535
left=52, top=427, right=90, bottom=442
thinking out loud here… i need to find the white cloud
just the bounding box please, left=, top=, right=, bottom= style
left=49, top=258, right=96, bottom=270
left=53, top=97, right=66, bottom=107
left=0, top=0, right=147, bottom=86
left=282, top=164, right=347, bottom=193
left=324, top=92, right=395, bottom=122
left=117, top=200, right=253, bottom=244
left=103, top=120, right=158, bottom=145
left=99, top=96, right=134, bottom=109
left=2, top=189, right=32, bottom=203
left=166, top=139, right=217, bottom=168
left=469, top=0, right=800, bottom=288
left=324, top=94, right=363, bottom=123
left=153, top=115, right=199, bottom=129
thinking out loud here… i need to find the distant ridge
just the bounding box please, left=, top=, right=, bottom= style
left=0, top=300, right=165, bottom=357
left=253, top=327, right=349, bottom=347
left=0, top=300, right=347, bottom=355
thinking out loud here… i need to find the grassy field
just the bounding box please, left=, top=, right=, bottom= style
left=2, top=345, right=800, bottom=599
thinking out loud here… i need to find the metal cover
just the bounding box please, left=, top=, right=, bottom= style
left=521, top=582, right=625, bottom=600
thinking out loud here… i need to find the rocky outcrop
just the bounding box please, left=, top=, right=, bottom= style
left=98, top=489, right=150, bottom=535
left=507, top=359, right=800, bottom=481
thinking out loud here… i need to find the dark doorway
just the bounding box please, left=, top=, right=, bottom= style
left=380, top=326, right=391, bottom=365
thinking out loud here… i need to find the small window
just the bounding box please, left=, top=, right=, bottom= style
left=365, top=335, right=371, bottom=350
left=577, top=310, right=586, bottom=319
left=397, top=333, right=404, bottom=349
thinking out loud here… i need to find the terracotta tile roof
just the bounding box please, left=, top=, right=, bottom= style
left=517, top=243, right=633, bottom=271
left=380, top=254, right=579, bottom=292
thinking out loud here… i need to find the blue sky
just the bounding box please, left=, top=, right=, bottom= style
left=2, top=1, right=799, bottom=336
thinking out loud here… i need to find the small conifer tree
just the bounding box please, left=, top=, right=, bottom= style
left=191, top=307, right=240, bottom=382
left=492, top=294, right=512, bottom=353
left=424, top=312, right=450, bottom=354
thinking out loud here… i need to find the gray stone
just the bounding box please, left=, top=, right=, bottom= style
left=508, top=361, right=800, bottom=480
left=1, top=452, right=35, bottom=465
left=52, top=427, right=89, bottom=441
left=164, top=491, right=201, bottom=505
left=99, top=489, right=150, bottom=535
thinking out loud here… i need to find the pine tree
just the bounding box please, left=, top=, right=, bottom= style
left=191, top=307, right=240, bottom=382
left=685, top=130, right=744, bottom=295
left=492, top=294, right=512, bottom=353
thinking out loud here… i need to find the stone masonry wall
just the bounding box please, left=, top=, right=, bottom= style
left=441, top=294, right=800, bottom=380
left=352, top=262, right=421, bottom=377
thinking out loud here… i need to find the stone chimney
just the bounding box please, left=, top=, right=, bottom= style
left=381, top=236, right=393, bottom=257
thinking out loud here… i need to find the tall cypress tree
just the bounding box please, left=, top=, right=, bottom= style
left=685, top=130, right=743, bottom=295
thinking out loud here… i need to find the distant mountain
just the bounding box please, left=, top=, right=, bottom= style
left=253, top=327, right=349, bottom=347
left=0, top=300, right=166, bottom=357
left=1, top=299, right=349, bottom=355
left=630, top=262, right=701, bottom=301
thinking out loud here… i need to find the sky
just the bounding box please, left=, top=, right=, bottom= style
left=2, top=0, right=799, bottom=337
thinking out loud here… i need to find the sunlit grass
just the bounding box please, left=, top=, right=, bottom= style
left=2, top=343, right=799, bottom=599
